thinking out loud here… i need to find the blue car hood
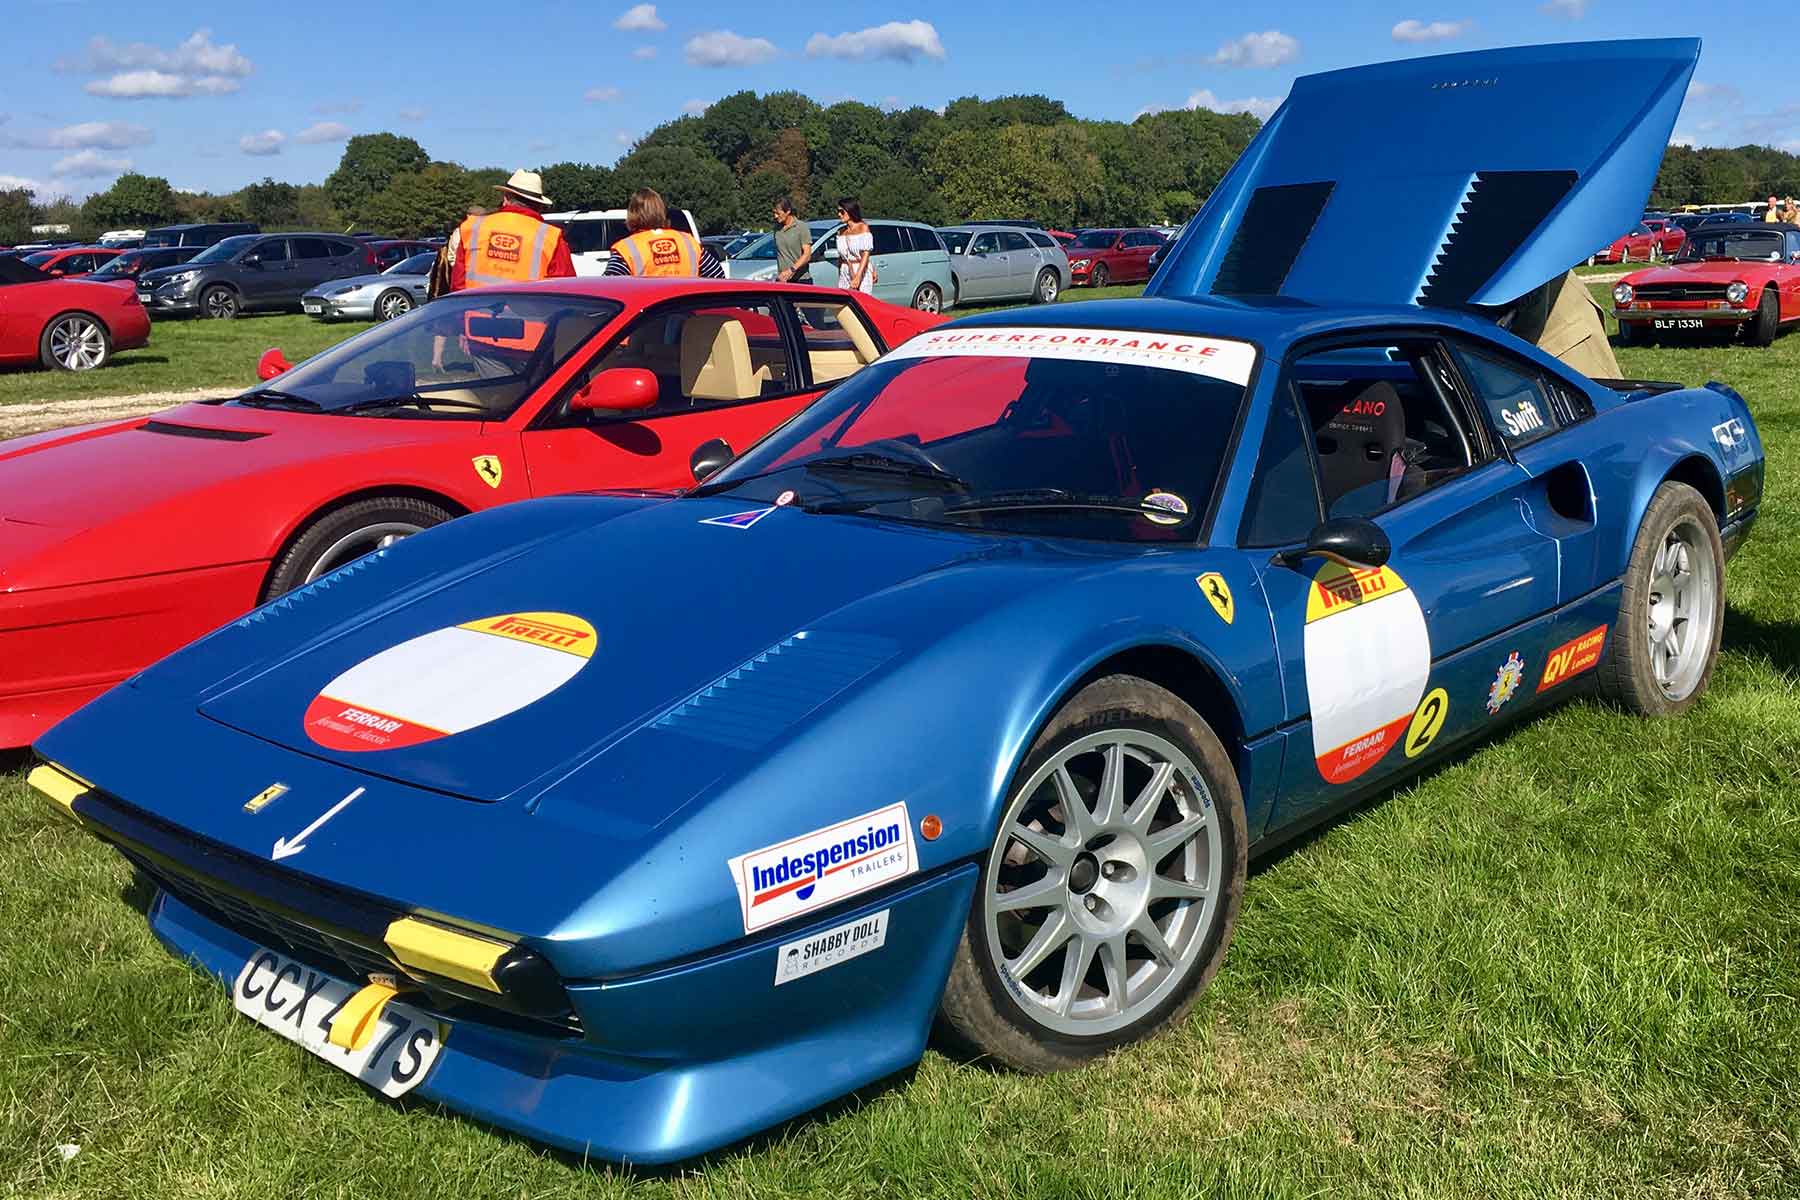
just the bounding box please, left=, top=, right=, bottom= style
left=1149, top=38, right=1699, bottom=309
left=195, top=498, right=1015, bottom=805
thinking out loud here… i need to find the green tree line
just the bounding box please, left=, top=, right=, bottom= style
left=11, top=103, right=1800, bottom=247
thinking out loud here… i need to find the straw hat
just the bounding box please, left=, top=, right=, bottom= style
left=496, top=169, right=552, bottom=206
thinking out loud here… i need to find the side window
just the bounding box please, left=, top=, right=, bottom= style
left=971, top=232, right=1002, bottom=255
left=793, top=300, right=882, bottom=385
left=913, top=226, right=947, bottom=253
left=1292, top=343, right=1483, bottom=521
left=1027, top=231, right=1056, bottom=249
left=575, top=300, right=795, bottom=418
left=290, top=238, right=332, bottom=260
left=999, top=231, right=1033, bottom=252
left=329, top=239, right=360, bottom=258
left=257, top=238, right=291, bottom=262
left=870, top=224, right=907, bottom=255
left=1449, top=345, right=1559, bottom=450
left=1240, top=383, right=1324, bottom=546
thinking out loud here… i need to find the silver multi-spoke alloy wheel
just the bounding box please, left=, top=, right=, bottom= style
left=47, top=315, right=108, bottom=370
left=1035, top=269, right=1060, bottom=304
left=378, top=290, right=414, bottom=321
left=984, top=728, right=1222, bottom=1038
left=1645, top=514, right=1718, bottom=702
left=302, top=521, right=422, bottom=583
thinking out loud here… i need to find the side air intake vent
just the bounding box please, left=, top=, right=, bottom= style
left=139, top=420, right=267, bottom=442
left=1418, top=170, right=1578, bottom=307
left=1211, top=181, right=1335, bottom=296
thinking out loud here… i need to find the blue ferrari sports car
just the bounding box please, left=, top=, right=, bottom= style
left=31, top=38, right=1764, bottom=1162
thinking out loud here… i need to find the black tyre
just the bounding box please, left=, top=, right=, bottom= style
left=375, top=289, right=415, bottom=322
left=938, top=674, right=1246, bottom=1072
left=263, top=495, right=454, bottom=600
left=1594, top=481, right=1724, bottom=716
left=911, top=282, right=943, bottom=313
left=38, top=312, right=111, bottom=371
left=1032, top=269, right=1060, bottom=304
left=1747, top=290, right=1779, bottom=347
left=1616, top=319, right=1642, bottom=347
left=1092, top=263, right=1110, bottom=288
left=201, top=285, right=239, bottom=320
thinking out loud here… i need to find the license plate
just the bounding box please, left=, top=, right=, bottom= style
left=137, top=291, right=152, bottom=303
left=231, top=947, right=446, bottom=1097
left=1653, top=317, right=1704, bottom=330
left=303, top=301, right=323, bottom=314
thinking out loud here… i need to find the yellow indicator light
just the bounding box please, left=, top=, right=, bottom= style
left=383, top=917, right=510, bottom=993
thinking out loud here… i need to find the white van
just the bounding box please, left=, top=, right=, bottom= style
left=544, top=207, right=701, bottom=276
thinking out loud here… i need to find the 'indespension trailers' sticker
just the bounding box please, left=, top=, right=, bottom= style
left=303, top=612, right=596, bottom=752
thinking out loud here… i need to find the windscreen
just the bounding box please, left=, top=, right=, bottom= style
left=939, top=230, right=971, bottom=254
left=1072, top=231, right=1118, bottom=248
left=388, top=252, right=436, bottom=275
left=236, top=292, right=621, bottom=421
left=699, top=326, right=1258, bottom=544
left=1678, top=228, right=1786, bottom=262
left=191, top=235, right=256, bottom=264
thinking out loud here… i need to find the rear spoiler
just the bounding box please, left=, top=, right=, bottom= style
left=1591, top=377, right=1684, bottom=397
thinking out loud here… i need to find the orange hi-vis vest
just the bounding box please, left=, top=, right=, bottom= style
left=610, top=228, right=702, bottom=277
left=458, top=209, right=564, bottom=289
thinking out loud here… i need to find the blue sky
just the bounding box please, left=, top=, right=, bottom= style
left=0, top=1, right=1780, bottom=200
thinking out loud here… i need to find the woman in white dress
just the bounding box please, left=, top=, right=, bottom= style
left=835, top=197, right=875, bottom=295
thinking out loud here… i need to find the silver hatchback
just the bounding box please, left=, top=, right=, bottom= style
left=937, top=225, right=1070, bottom=306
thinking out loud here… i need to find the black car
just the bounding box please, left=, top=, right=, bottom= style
left=135, top=233, right=378, bottom=319
left=142, top=221, right=260, bottom=249
left=85, top=246, right=202, bottom=283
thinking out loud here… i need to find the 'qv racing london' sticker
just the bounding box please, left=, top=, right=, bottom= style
left=729, top=803, right=916, bottom=934
left=1302, top=563, right=1430, bottom=785
left=303, top=612, right=596, bottom=752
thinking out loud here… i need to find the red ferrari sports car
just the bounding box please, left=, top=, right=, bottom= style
left=0, top=277, right=942, bottom=745
left=0, top=255, right=151, bottom=371
left=1613, top=221, right=1800, bottom=345
left=1589, top=222, right=1662, bottom=265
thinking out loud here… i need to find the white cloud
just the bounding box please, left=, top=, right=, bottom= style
left=1540, top=0, right=1587, bottom=16
left=238, top=129, right=285, bottom=156
left=1207, top=30, right=1298, bottom=68
left=399, top=106, right=429, bottom=121
left=632, top=45, right=657, bottom=60
left=294, top=121, right=350, bottom=144
left=1391, top=19, right=1473, bottom=43
left=0, top=173, right=50, bottom=198
left=614, top=130, right=636, bottom=147
left=682, top=98, right=710, bottom=116
left=74, top=29, right=252, bottom=99
left=2, top=120, right=152, bottom=149
left=52, top=148, right=130, bottom=177
left=685, top=30, right=779, bottom=68
left=614, top=4, right=665, bottom=32
left=805, top=20, right=945, bottom=63
left=584, top=86, right=622, bottom=102
left=1184, top=88, right=1282, bottom=120
left=1685, top=81, right=1741, bottom=106
left=1671, top=132, right=1697, bottom=148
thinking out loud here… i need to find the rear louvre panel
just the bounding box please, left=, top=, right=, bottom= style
left=1211, top=182, right=1335, bottom=297
left=1418, top=170, right=1577, bottom=307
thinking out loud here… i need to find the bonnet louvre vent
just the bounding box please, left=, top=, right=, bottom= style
left=1211, top=181, right=1335, bottom=296
left=1418, top=170, right=1578, bottom=307
left=652, top=631, right=898, bottom=751
left=139, top=420, right=267, bottom=442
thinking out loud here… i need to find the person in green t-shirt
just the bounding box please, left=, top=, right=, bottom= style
left=774, top=196, right=813, bottom=283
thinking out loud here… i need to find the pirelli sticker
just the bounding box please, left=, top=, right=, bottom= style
left=882, top=325, right=1256, bottom=387
left=1538, top=626, right=1606, bottom=692
left=1302, top=563, right=1431, bottom=786
left=303, top=612, right=596, bottom=752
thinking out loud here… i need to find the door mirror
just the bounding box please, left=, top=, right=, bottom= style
left=241, top=253, right=262, bottom=268
left=1273, top=518, right=1391, bottom=571
left=571, top=367, right=658, bottom=412
left=690, top=437, right=735, bottom=482
left=257, top=348, right=292, bottom=380
left=823, top=247, right=840, bottom=262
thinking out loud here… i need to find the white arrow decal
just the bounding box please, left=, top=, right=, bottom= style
left=271, top=787, right=365, bottom=862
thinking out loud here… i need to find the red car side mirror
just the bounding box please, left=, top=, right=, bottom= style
left=572, top=367, right=658, bottom=412
left=257, top=348, right=293, bottom=380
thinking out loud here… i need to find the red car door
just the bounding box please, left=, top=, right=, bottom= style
left=519, top=296, right=822, bottom=495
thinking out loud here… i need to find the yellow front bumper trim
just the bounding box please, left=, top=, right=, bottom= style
left=27, top=763, right=91, bottom=814
left=383, top=917, right=510, bottom=994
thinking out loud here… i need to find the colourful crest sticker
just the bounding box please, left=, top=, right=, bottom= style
left=700, top=508, right=776, bottom=530
left=1141, top=490, right=1189, bottom=526
left=303, top=612, right=596, bottom=752
left=1486, top=652, right=1525, bottom=715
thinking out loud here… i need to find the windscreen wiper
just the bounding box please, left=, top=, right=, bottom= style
left=338, top=394, right=488, bottom=415
left=802, top=452, right=969, bottom=491
left=942, top=490, right=1195, bottom=526
left=235, top=389, right=321, bottom=411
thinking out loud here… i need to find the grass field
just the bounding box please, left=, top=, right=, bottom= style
left=2, top=287, right=1797, bottom=1197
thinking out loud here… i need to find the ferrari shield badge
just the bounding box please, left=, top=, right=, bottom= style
left=471, top=455, right=503, bottom=489
left=1195, top=573, right=1234, bottom=624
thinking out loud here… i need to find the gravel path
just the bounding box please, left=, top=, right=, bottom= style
left=0, top=388, right=231, bottom=439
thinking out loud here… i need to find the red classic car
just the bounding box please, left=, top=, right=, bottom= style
left=1064, top=228, right=1165, bottom=286
left=1613, top=222, right=1800, bottom=345
left=1640, top=217, right=1686, bottom=256
left=0, top=277, right=942, bottom=746
left=0, top=254, right=151, bottom=370
left=21, top=245, right=122, bottom=277
left=1590, top=223, right=1663, bottom=264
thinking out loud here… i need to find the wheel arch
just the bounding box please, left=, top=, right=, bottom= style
left=260, top=483, right=471, bottom=599
left=40, top=307, right=112, bottom=338
left=1661, top=452, right=1725, bottom=522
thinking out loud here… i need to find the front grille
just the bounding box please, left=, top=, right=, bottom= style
left=1633, top=283, right=1729, bottom=302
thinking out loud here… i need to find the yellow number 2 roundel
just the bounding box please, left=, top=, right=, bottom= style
left=472, top=455, right=503, bottom=489
left=1196, top=573, right=1234, bottom=624
left=1404, top=688, right=1449, bottom=758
